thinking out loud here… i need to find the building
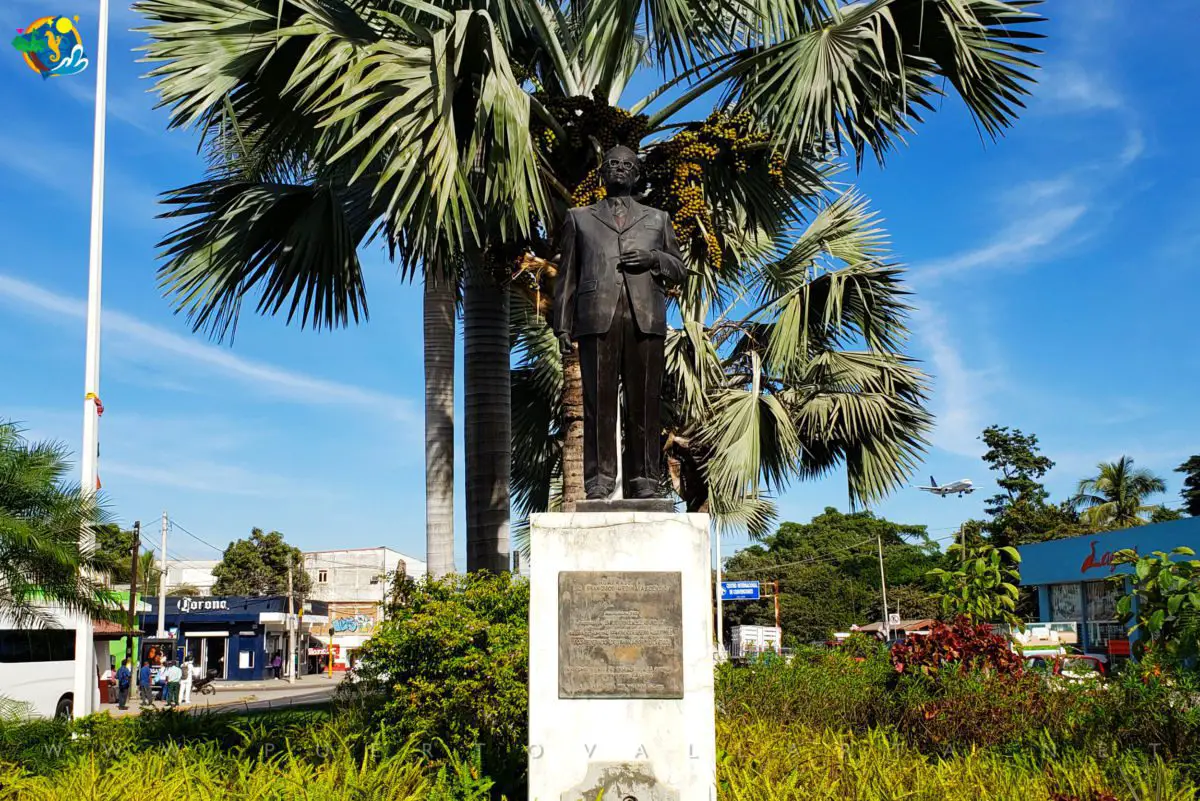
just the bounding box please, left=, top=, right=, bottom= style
left=303, top=547, right=425, bottom=671
left=139, top=596, right=329, bottom=681
left=1017, top=517, right=1200, bottom=656
left=163, top=559, right=220, bottom=595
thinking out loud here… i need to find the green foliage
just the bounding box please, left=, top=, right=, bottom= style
left=1176, top=456, right=1200, bottom=517
left=716, top=645, right=895, bottom=732
left=890, top=617, right=1024, bottom=678
left=1073, top=456, right=1169, bottom=530
left=717, top=719, right=1196, bottom=801
left=981, top=425, right=1055, bottom=516
left=1112, top=547, right=1200, bottom=664
left=928, top=543, right=1023, bottom=627
left=0, top=421, right=119, bottom=626
left=210, top=527, right=310, bottom=597
left=722, top=508, right=945, bottom=642
left=91, top=523, right=136, bottom=584
left=0, top=707, right=496, bottom=800
left=137, top=550, right=161, bottom=596
left=973, top=425, right=1087, bottom=548
left=345, top=572, right=529, bottom=794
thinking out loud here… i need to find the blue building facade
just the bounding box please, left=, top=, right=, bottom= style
left=139, top=596, right=329, bottom=681
left=1017, top=517, right=1200, bottom=655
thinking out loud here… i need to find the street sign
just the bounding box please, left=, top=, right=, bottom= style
left=887, top=613, right=901, bottom=627
left=720, top=581, right=761, bottom=601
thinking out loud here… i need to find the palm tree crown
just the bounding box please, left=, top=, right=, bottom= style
left=133, top=0, right=1043, bottom=557
left=0, top=422, right=118, bottom=627
left=1073, top=456, right=1168, bottom=530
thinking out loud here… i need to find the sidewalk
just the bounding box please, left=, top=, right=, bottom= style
left=211, top=674, right=340, bottom=691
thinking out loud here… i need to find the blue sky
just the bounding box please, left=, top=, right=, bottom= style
left=1, top=1, right=1197, bottom=569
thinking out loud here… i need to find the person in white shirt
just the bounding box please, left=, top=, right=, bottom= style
left=164, top=661, right=183, bottom=707
left=179, top=658, right=194, bottom=704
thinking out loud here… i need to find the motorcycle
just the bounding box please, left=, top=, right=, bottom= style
left=192, top=668, right=219, bottom=696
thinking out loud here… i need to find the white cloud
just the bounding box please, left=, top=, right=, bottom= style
left=911, top=179, right=1089, bottom=283
left=1040, top=63, right=1124, bottom=113
left=911, top=305, right=1002, bottom=458
left=0, top=273, right=420, bottom=424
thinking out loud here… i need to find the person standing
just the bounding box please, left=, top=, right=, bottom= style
left=115, top=659, right=132, bottom=710
left=137, top=660, right=154, bottom=706
left=179, top=657, right=193, bottom=705
left=164, top=660, right=183, bottom=707
left=271, top=652, right=282, bottom=680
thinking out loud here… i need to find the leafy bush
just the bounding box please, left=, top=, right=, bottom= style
left=716, top=718, right=1197, bottom=801
left=717, top=644, right=895, bottom=732
left=343, top=572, right=529, bottom=795
left=890, top=616, right=1023, bottom=676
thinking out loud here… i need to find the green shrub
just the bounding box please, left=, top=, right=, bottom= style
left=343, top=571, right=529, bottom=796
left=717, top=645, right=894, bottom=731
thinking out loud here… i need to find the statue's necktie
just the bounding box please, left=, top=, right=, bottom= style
left=610, top=198, right=627, bottom=229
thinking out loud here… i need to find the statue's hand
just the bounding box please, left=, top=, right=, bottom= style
left=618, top=248, right=656, bottom=274
left=557, top=333, right=574, bottom=355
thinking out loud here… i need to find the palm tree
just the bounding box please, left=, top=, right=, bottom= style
left=0, top=422, right=117, bottom=627
left=423, top=273, right=457, bottom=577
left=135, top=0, right=1041, bottom=568
left=137, top=550, right=162, bottom=597
left=1073, top=456, right=1168, bottom=529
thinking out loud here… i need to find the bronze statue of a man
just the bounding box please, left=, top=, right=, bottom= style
left=553, top=145, right=686, bottom=500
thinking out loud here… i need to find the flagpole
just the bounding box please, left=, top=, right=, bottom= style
left=76, top=0, right=109, bottom=720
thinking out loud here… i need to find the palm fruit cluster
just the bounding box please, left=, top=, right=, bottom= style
left=532, top=91, right=650, bottom=207
left=643, top=111, right=786, bottom=273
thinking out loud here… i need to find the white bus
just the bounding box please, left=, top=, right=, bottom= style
left=0, top=626, right=77, bottom=719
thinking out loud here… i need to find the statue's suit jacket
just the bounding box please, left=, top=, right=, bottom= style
left=553, top=198, right=686, bottom=338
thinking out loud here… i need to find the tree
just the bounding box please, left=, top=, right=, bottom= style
left=721, top=508, right=944, bottom=642
left=928, top=543, right=1022, bottom=628
left=137, top=550, right=162, bottom=597
left=136, top=0, right=1042, bottom=570
left=972, top=425, right=1084, bottom=548
left=424, top=273, right=456, bottom=578
left=1151, top=505, right=1187, bottom=524
left=92, top=523, right=137, bottom=584
left=210, top=528, right=310, bottom=597
left=1176, top=456, right=1200, bottom=517
left=1112, top=547, right=1200, bottom=665
left=169, top=582, right=202, bottom=597
left=1073, top=456, right=1168, bottom=530
left=980, top=426, right=1055, bottom=516
left=0, top=421, right=117, bottom=627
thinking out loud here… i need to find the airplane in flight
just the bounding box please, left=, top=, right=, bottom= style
left=917, top=476, right=975, bottom=498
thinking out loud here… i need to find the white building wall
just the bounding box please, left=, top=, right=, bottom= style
left=302, top=547, right=425, bottom=670
left=303, top=547, right=425, bottom=603
left=164, top=559, right=220, bottom=595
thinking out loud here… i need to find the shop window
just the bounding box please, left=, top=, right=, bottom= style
left=318, top=569, right=328, bottom=583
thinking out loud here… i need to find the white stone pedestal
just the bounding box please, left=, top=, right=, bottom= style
left=528, top=512, right=717, bottom=801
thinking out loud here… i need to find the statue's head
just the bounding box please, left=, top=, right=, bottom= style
left=599, top=144, right=640, bottom=193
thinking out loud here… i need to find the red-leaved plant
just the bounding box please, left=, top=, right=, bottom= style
left=890, top=616, right=1023, bottom=676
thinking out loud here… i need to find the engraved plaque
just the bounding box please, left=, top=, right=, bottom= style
left=558, top=571, right=683, bottom=699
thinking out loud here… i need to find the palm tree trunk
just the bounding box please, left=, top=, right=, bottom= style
left=464, top=269, right=511, bottom=573
left=424, top=276, right=457, bottom=578
left=561, top=346, right=585, bottom=511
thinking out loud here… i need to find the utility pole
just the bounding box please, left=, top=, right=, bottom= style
left=773, top=579, right=781, bottom=654
left=156, top=511, right=168, bottom=637
left=877, top=533, right=891, bottom=640
left=124, top=521, right=140, bottom=666
left=286, top=556, right=296, bottom=684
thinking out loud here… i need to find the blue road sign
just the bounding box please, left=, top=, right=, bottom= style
left=720, top=581, right=761, bottom=601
